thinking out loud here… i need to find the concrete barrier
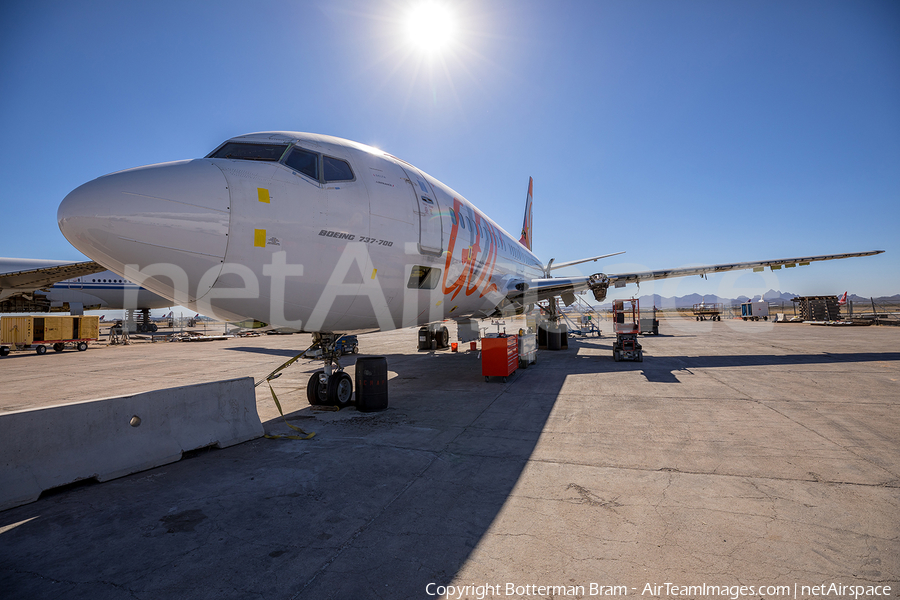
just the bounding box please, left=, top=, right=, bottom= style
left=0, top=377, right=262, bottom=511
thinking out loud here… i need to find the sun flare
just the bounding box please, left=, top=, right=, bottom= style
left=405, top=2, right=456, bottom=55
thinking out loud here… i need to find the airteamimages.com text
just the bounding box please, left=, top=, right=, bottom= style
left=425, top=581, right=894, bottom=599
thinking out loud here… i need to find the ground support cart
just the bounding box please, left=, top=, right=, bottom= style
left=639, top=306, right=659, bottom=335
left=1, top=315, right=99, bottom=357
left=336, top=335, right=359, bottom=355
left=692, top=303, right=723, bottom=321
left=740, top=301, right=769, bottom=321
left=517, top=332, right=537, bottom=368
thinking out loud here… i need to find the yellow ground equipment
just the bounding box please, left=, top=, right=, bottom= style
left=1, top=315, right=99, bottom=356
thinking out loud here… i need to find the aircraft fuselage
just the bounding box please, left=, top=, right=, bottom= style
left=59, top=132, right=543, bottom=333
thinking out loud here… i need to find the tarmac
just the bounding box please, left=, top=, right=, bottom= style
left=0, top=316, right=898, bottom=599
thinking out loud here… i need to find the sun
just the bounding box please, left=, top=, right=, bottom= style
left=405, top=2, right=456, bottom=56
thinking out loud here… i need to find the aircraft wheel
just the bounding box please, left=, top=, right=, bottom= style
left=150, top=323, right=158, bottom=332
left=764, top=316, right=768, bottom=321
left=306, top=371, right=327, bottom=406
left=77, top=342, right=88, bottom=351
left=326, top=372, right=353, bottom=408
left=53, top=343, right=65, bottom=352
left=36, top=345, right=47, bottom=355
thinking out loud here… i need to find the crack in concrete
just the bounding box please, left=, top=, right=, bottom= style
left=525, top=456, right=900, bottom=488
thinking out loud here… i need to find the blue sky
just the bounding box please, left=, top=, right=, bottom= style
left=2, top=0, right=898, bottom=300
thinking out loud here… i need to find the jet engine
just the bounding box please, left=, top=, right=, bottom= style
left=588, top=273, right=610, bottom=303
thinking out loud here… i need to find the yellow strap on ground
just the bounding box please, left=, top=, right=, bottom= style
left=263, top=379, right=315, bottom=440
left=257, top=348, right=316, bottom=440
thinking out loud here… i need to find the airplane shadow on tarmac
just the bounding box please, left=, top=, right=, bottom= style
left=1, top=338, right=898, bottom=599
left=0, top=343, right=565, bottom=599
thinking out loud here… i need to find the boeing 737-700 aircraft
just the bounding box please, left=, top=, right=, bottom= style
left=0, top=258, right=172, bottom=328
left=56, top=131, right=883, bottom=405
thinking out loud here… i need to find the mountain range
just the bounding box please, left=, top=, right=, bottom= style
left=597, top=290, right=900, bottom=309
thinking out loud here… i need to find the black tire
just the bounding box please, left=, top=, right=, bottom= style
left=36, top=345, right=47, bottom=355
left=485, top=376, right=489, bottom=382
left=440, top=327, right=449, bottom=348
left=326, top=372, right=353, bottom=408
left=77, top=342, right=88, bottom=351
left=150, top=323, right=158, bottom=332
left=306, top=371, right=327, bottom=406
left=0, top=347, right=9, bottom=357
left=637, top=351, right=643, bottom=362
left=764, top=316, right=768, bottom=321
left=352, top=346, right=359, bottom=354
left=53, top=343, right=65, bottom=352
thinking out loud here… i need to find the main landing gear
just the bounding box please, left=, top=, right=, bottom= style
left=305, top=333, right=354, bottom=408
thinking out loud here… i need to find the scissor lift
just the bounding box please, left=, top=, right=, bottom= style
left=612, top=299, right=643, bottom=362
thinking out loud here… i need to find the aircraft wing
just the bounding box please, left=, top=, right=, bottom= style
left=511, top=250, right=884, bottom=306
left=0, top=261, right=106, bottom=301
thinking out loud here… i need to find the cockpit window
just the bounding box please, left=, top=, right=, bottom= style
left=284, top=147, right=319, bottom=180
left=324, top=156, right=354, bottom=182
left=207, top=142, right=289, bottom=161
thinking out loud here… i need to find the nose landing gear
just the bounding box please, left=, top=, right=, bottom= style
left=304, top=333, right=354, bottom=408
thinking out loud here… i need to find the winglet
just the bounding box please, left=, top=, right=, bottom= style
left=519, top=176, right=533, bottom=251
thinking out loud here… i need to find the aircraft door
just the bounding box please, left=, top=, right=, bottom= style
left=400, top=166, right=443, bottom=255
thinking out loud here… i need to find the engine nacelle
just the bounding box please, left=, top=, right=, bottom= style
left=588, top=273, right=610, bottom=303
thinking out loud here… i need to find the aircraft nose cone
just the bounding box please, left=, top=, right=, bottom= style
left=58, top=159, right=231, bottom=302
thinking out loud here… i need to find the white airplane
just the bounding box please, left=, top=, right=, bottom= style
left=57, top=131, right=883, bottom=405
left=0, top=257, right=172, bottom=329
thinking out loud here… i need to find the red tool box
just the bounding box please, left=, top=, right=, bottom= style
left=481, top=335, right=518, bottom=382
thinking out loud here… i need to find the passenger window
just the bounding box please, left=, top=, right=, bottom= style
left=449, top=209, right=457, bottom=226
left=284, top=147, right=319, bottom=180
left=407, top=265, right=441, bottom=290
left=324, top=156, right=354, bottom=182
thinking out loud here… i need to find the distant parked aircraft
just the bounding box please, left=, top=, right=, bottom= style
left=0, top=258, right=172, bottom=330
